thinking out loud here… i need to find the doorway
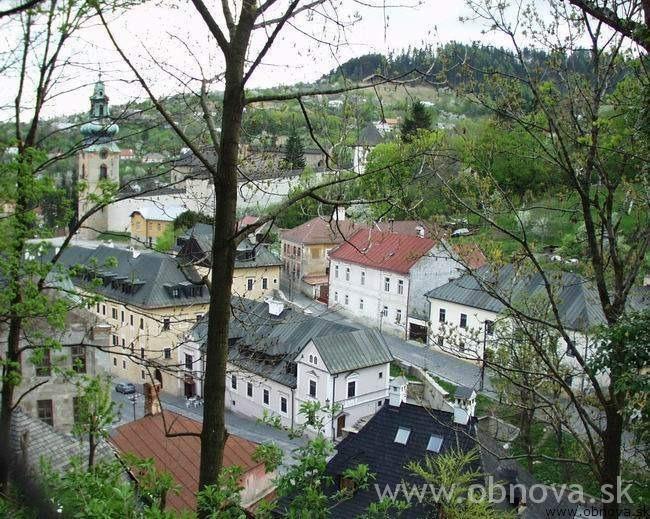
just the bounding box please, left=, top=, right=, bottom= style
left=336, top=414, right=346, bottom=437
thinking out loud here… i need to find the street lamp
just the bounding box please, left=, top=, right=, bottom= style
left=127, top=393, right=139, bottom=421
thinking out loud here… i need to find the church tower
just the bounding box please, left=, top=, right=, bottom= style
left=77, top=77, right=120, bottom=239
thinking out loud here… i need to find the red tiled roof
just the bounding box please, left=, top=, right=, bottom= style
left=452, top=242, right=487, bottom=270
left=237, top=215, right=259, bottom=230
left=281, top=217, right=362, bottom=245
left=110, top=412, right=262, bottom=512
left=329, top=229, right=435, bottom=275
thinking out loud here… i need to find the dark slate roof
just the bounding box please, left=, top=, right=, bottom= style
left=453, top=385, right=476, bottom=400
left=324, top=403, right=478, bottom=518
left=309, top=328, right=393, bottom=374
left=54, top=243, right=209, bottom=309
left=177, top=224, right=282, bottom=269
left=228, top=301, right=357, bottom=387
left=353, top=122, right=384, bottom=146
left=10, top=409, right=115, bottom=476
left=425, top=264, right=629, bottom=332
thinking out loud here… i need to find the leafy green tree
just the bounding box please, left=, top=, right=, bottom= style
left=407, top=449, right=512, bottom=519
left=72, top=376, right=116, bottom=469
left=283, top=126, right=306, bottom=170
left=401, top=100, right=432, bottom=142
left=196, top=466, right=246, bottom=519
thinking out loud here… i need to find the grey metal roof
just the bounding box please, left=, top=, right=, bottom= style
left=424, top=264, right=641, bottom=332
left=309, top=328, right=393, bottom=374
left=53, top=243, right=209, bottom=309
left=10, top=409, right=115, bottom=476
left=453, top=385, right=476, bottom=400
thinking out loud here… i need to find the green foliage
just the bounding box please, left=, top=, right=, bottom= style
left=43, top=458, right=176, bottom=518
left=252, top=443, right=284, bottom=473
left=283, top=125, right=306, bottom=170
left=72, top=376, right=116, bottom=469
left=407, top=449, right=511, bottom=519
left=455, top=119, right=554, bottom=197
left=401, top=100, right=432, bottom=142
left=196, top=466, right=246, bottom=519
left=352, top=130, right=443, bottom=219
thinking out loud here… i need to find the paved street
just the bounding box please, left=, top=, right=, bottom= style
left=110, top=387, right=305, bottom=466
left=279, top=289, right=494, bottom=393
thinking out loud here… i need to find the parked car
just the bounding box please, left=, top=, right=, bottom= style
left=115, top=382, right=136, bottom=394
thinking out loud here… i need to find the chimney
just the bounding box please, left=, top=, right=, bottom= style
left=143, top=381, right=162, bottom=416
left=266, top=298, right=284, bottom=316
left=389, top=376, right=408, bottom=407
left=453, top=406, right=470, bottom=425
left=334, top=206, right=346, bottom=221
left=389, top=218, right=394, bottom=232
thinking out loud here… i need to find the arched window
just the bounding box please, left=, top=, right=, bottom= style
left=99, top=164, right=108, bottom=180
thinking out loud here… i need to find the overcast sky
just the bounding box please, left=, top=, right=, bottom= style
left=1, top=0, right=518, bottom=118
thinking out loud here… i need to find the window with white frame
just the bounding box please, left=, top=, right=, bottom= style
left=334, top=291, right=338, bottom=302
left=345, top=267, right=350, bottom=281
left=382, top=306, right=388, bottom=317
left=231, top=375, right=237, bottom=390
left=344, top=294, right=349, bottom=305
left=247, top=278, right=254, bottom=291
left=439, top=308, right=446, bottom=323
left=280, top=395, right=288, bottom=414
left=262, top=278, right=268, bottom=290
left=398, top=279, right=404, bottom=295
left=485, top=320, right=494, bottom=335
left=247, top=381, right=253, bottom=398
left=347, top=380, right=356, bottom=398
left=395, top=309, right=402, bottom=324
left=384, top=277, right=390, bottom=292
left=334, top=265, right=339, bottom=278
left=460, top=313, right=467, bottom=329
left=263, top=388, right=270, bottom=406
left=309, top=379, right=317, bottom=398
left=360, top=271, right=365, bottom=285
left=359, top=298, right=364, bottom=310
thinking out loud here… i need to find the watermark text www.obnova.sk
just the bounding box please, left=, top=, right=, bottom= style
left=374, top=475, right=638, bottom=508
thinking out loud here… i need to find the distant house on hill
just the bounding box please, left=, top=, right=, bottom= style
left=130, top=204, right=185, bottom=247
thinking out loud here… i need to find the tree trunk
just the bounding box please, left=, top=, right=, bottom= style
left=0, top=314, right=22, bottom=492
left=197, top=33, right=250, bottom=502
left=601, top=404, right=623, bottom=517
left=88, top=431, right=96, bottom=470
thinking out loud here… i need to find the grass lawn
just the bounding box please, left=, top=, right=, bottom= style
left=96, top=231, right=131, bottom=242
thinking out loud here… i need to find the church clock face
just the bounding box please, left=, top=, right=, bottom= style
left=99, top=148, right=109, bottom=159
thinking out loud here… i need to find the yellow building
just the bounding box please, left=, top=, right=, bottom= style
left=176, top=223, right=282, bottom=301
left=130, top=205, right=185, bottom=247
left=59, top=243, right=210, bottom=397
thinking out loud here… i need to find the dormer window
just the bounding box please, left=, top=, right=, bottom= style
left=172, top=288, right=180, bottom=298
left=427, top=435, right=444, bottom=453
left=394, top=426, right=411, bottom=445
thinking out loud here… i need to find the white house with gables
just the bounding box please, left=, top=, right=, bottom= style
left=184, top=298, right=393, bottom=440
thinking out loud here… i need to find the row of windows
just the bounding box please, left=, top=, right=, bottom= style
left=437, top=308, right=494, bottom=334
left=98, top=303, right=205, bottom=332
left=230, top=375, right=289, bottom=414
left=333, top=292, right=403, bottom=324
left=35, top=346, right=86, bottom=377
left=246, top=277, right=272, bottom=291
left=333, top=265, right=404, bottom=294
